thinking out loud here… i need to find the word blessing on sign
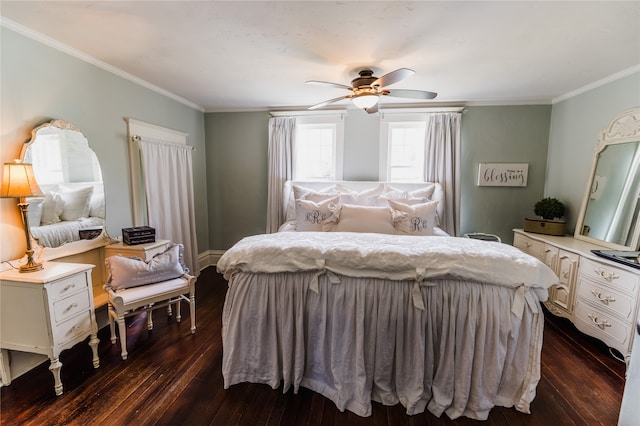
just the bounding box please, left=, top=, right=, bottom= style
left=477, top=163, right=528, bottom=187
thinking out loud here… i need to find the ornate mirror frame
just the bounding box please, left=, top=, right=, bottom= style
left=19, top=119, right=114, bottom=261
left=574, top=108, right=640, bottom=250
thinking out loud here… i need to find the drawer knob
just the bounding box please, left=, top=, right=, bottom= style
left=587, top=313, right=612, bottom=330
left=590, top=290, right=615, bottom=305
left=66, top=324, right=81, bottom=336
left=594, top=268, right=619, bottom=282
left=64, top=303, right=79, bottom=313
left=63, top=283, right=77, bottom=292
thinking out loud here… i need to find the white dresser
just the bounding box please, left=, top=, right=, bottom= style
left=0, top=262, right=100, bottom=395
left=514, top=229, right=640, bottom=366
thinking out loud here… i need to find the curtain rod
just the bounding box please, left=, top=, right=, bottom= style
left=131, top=135, right=195, bottom=150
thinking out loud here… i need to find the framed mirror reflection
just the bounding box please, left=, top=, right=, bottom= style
left=575, top=108, right=640, bottom=251
left=20, top=119, right=111, bottom=251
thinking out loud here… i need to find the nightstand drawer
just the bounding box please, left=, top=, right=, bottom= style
left=48, top=273, right=90, bottom=301
left=53, top=311, right=94, bottom=349
left=580, top=258, right=639, bottom=295
left=577, top=278, right=635, bottom=321
left=574, top=300, right=632, bottom=353
left=53, top=291, right=91, bottom=324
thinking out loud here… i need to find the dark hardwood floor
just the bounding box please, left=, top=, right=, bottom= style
left=1, top=267, right=627, bottom=425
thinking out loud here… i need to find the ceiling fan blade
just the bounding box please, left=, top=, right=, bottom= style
left=308, top=95, right=350, bottom=110
left=372, top=68, right=415, bottom=88
left=366, top=103, right=379, bottom=114
left=306, top=80, right=353, bottom=91
left=385, top=89, right=438, bottom=100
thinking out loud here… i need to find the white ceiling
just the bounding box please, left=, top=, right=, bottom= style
left=2, top=1, right=639, bottom=112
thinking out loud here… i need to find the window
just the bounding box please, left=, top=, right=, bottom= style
left=293, top=114, right=344, bottom=181
left=379, top=113, right=427, bottom=181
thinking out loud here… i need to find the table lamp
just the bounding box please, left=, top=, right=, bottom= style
left=1, top=161, right=44, bottom=272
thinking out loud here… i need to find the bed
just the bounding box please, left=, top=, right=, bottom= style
left=28, top=182, right=105, bottom=248
left=216, top=181, right=558, bottom=420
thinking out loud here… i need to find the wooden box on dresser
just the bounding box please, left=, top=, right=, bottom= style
left=514, top=229, right=640, bottom=367
left=0, top=262, right=100, bottom=395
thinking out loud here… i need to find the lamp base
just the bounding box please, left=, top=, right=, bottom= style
left=19, top=261, right=43, bottom=273
left=18, top=248, right=43, bottom=273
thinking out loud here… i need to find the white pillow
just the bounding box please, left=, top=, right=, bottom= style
left=384, top=183, right=437, bottom=200
left=389, top=199, right=439, bottom=236
left=59, top=187, right=94, bottom=221
left=89, top=194, right=105, bottom=218
left=338, top=183, right=386, bottom=206
left=40, top=192, right=65, bottom=225
left=105, top=244, right=188, bottom=291
left=324, top=204, right=396, bottom=234
left=295, top=196, right=340, bottom=231
left=292, top=184, right=338, bottom=201
left=26, top=197, right=44, bottom=227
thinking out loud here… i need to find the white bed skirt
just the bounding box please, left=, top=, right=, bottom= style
left=222, top=271, right=544, bottom=420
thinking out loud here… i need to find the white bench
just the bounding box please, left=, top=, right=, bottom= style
left=106, top=274, right=196, bottom=360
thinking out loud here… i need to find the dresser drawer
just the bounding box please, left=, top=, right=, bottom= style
left=574, top=299, right=633, bottom=353
left=513, top=233, right=544, bottom=260
left=579, top=258, right=639, bottom=295
left=48, top=273, right=90, bottom=301
left=53, top=311, right=94, bottom=349
left=577, top=277, right=635, bottom=321
left=53, top=291, right=91, bottom=324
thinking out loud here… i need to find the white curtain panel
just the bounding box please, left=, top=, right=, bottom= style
left=424, top=113, right=461, bottom=236
left=266, top=117, right=296, bottom=233
left=139, top=139, right=199, bottom=276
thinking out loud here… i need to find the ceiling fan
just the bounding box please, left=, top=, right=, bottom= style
left=306, top=68, right=437, bottom=114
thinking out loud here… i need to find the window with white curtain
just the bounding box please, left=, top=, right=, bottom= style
left=293, top=114, right=344, bottom=181
left=379, top=113, right=427, bottom=181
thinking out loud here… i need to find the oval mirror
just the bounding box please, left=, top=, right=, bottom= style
left=574, top=108, right=640, bottom=250
left=20, top=120, right=110, bottom=250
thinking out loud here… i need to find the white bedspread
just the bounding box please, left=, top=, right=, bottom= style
left=217, top=232, right=556, bottom=300
left=30, top=217, right=104, bottom=248
left=218, top=233, right=559, bottom=419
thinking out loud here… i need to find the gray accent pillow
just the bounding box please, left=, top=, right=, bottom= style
left=105, top=243, right=188, bottom=291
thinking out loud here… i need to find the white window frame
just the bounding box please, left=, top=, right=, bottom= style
left=293, top=113, right=344, bottom=181
left=379, top=112, right=428, bottom=181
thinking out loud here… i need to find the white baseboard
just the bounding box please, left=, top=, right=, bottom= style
left=198, top=250, right=225, bottom=271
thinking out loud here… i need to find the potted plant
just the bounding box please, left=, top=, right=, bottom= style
left=534, top=197, right=565, bottom=220
left=524, top=197, right=566, bottom=236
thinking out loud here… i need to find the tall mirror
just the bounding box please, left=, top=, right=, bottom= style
left=20, top=119, right=111, bottom=251
left=575, top=108, right=640, bottom=250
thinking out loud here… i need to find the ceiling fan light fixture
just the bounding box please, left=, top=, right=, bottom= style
left=351, top=94, right=378, bottom=110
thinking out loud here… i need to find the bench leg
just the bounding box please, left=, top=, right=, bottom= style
left=108, top=303, right=116, bottom=344
left=190, top=292, right=196, bottom=334
left=176, top=300, right=182, bottom=323
left=146, top=307, right=154, bottom=330
left=117, top=314, right=128, bottom=360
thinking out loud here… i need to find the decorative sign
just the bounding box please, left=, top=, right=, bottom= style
left=477, top=163, right=528, bottom=187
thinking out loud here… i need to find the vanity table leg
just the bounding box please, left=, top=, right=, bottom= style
left=0, top=349, right=12, bottom=386
left=89, top=333, right=100, bottom=368
left=49, top=357, right=63, bottom=396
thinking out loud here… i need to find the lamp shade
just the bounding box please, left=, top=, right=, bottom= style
left=351, top=94, right=379, bottom=110
left=0, top=162, right=43, bottom=198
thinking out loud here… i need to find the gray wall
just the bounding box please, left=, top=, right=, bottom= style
left=546, top=72, right=640, bottom=234
left=206, top=105, right=552, bottom=248
left=1, top=27, right=208, bottom=261
left=460, top=106, right=551, bottom=243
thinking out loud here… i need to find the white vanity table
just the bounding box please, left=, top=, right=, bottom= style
left=514, top=229, right=640, bottom=365
left=0, top=262, right=100, bottom=395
